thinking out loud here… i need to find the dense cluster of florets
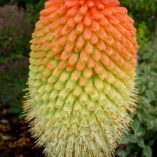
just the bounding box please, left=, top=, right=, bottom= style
left=24, top=0, right=138, bottom=156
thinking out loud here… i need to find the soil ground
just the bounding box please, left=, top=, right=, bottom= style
left=0, top=107, right=44, bottom=157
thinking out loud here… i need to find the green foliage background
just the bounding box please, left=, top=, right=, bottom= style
left=0, top=0, right=157, bottom=156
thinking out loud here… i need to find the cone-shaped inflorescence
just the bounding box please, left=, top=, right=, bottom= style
left=24, top=0, right=139, bottom=156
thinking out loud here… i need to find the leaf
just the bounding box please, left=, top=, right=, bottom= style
left=126, top=135, right=137, bottom=143
left=118, top=150, right=129, bottom=157
left=2, top=135, right=11, bottom=141
left=143, top=146, right=152, bottom=157
left=132, top=120, right=140, bottom=135
left=137, top=139, right=145, bottom=148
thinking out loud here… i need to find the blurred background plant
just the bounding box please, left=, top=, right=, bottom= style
left=0, top=0, right=157, bottom=157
